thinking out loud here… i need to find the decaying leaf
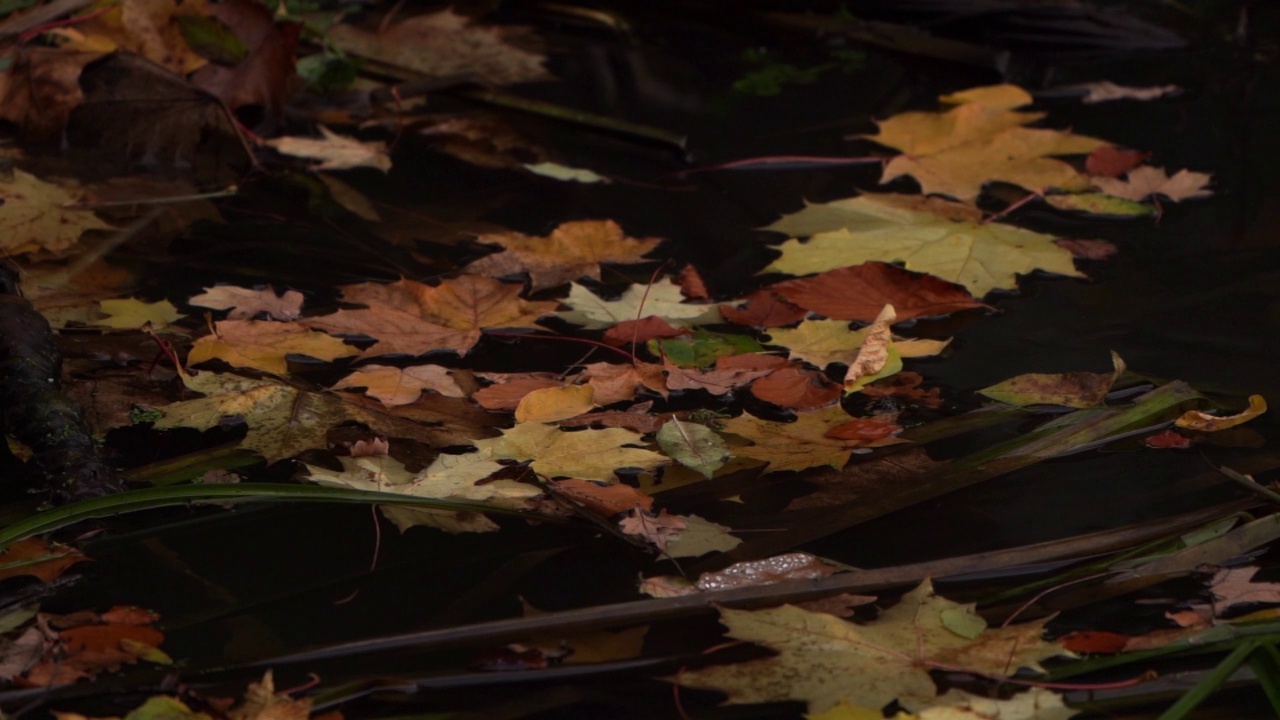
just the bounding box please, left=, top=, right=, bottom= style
left=266, top=126, right=391, bottom=172
left=1175, top=395, right=1266, bottom=432
left=188, top=285, right=304, bottom=320
left=843, top=304, right=897, bottom=392
left=327, top=9, right=551, bottom=86
left=673, top=578, right=1067, bottom=713
left=979, top=351, right=1126, bottom=408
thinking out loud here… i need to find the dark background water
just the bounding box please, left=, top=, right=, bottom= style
left=11, top=2, right=1280, bottom=717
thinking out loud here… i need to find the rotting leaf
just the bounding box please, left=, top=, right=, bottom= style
left=979, top=351, right=1126, bottom=408
left=1175, top=395, right=1266, bottom=432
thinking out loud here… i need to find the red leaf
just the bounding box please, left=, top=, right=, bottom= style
left=602, top=316, right=688, bottom=346
left=1086, top=147, right=1150, bottom=178
left=1059, top=630, right=1130, bottom=654
left=749, top=366, right=840, bottom=410
left=677, top=264, right=711, bottom=300
left=1055, top=238, right=1118, bottom=260
left=824, top=417, right=902, bottom=442
left=721, top=290, right=808, bottom=328
left=1144, top=429, right=1192, bottom=449
left=861, top=371, right=944, bottom=408
left=768, top=263, right=987, bottom=322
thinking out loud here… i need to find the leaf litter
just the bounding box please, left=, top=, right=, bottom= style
left=0, top=4, right=1270, bottom=717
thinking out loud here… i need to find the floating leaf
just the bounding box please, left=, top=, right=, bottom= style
left=656, top=418, right=730, bottom=479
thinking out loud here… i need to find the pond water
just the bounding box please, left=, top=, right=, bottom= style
left=10, top=3, right=1280, bottom=718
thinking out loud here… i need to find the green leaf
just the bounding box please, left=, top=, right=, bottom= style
left=656, top=419, right=730, bottom=479
left=650, top=329, right=763, bottom=367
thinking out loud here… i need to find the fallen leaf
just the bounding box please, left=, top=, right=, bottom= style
left=234, top=670, right=313, bottom=720
left=523, top=162, right=608, bottom=184
left=1054, top=239, right=1119, bottom=260
left=766, top=320, right=870, bottom=368
left=515, top=384, right=596, bottom=423
left=694, top=552, right=843, bottom=591
left=95, top=298, right=183, bottom=329
left=188, top=320, right=358, bottom=375
left=1193, top=566, right=1280, bottom=615
left=474, top=422, right=668, bottom=481
left=0, top=49, right=100, bottom=140
left=602, top=316, right=687, bottom=346
left=305, top=276, right=557, bottom=358
left=664, top=514, right=741, bottom=558
left=0, top=170, right=115, bottom=258
left=332, top=364, right=465, bottom=406
left=825, top=417, right=902, bottom=443
left=1093, top=166, right=1213, bottom=202
left=750, top=365, right=842, bottom=410
left=677, top=264, right=711, bottom=300
left=1074, top=81, right=1180, bottom=104
left=765, top=263, right=986, bottom=322
left=1085, top=147, right=1150, bottom=178
left=979, top=351, right=1126, bottom=408
left=650, top=329, right=763, bottom=367
left=1058, top=630, right=1130, bottom=654
left=56, top=0, right=209, bottom=75
left=720, top=290, right=809, bottom=328
left=327, top=9, right=551, bottom=86
left=472, top=373, right=564, bottom=410
left=580, top=362, right=668, bottom=404
left=1143, top=430, right=1192, bottom=449
left=663, top=354, right=787, bottom=395
left=188, top=285, right=304, bottom=320
left=656, top=418, right=730, bottom=478
left=266, top=126, right=392, bottom=172
left=0, top=539, right=88, bottom=583
left=551, top=479, right=653, bottom=516
left=844, top=304, right=897, bottom=392
left=763, top=194, right=1081, bottom=297
left=557, top=279, right=722, bottom=329
left=1175, top=395, right=1266, bottom=432
left=618, top=508, right=686, bottom=549
left=466, top=220, right=661, bottom=293
left=304, top=452, right=534, bottom=533
left=919, top=688, right=1077, bottom=720
left=673, top=579, right=1066, bottom=713
left=722, top=405, right=887, bottom=472
left=863, top=83, right=1107, bottom=201
left=860, top=372, right=944, bottom=409
left=187, top=0, right=300, bottom=117
left=1044, top=192, right=1155, bottom=218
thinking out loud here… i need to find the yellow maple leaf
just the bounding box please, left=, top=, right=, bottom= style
left=188, top=320, right=357, bottom=375
left=468, top=219, right=661, bottom=291
left=721, top=405, right=901, bottom=473
left=763, top=194, right=1081, bottom=297
left=557, top=278, right=721, bottom=329
left=96, top=298, right=183, bottom=329
left=514, top=384, right=596, bottom=423
left=674, top=579, right=1068, bottom=714
left=864, top=84, right=1108, bottom=201
left=474, top=422, right=668, bottom=481
left=0, top=170, right=115, bottom=258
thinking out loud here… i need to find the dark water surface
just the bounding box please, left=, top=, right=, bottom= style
left=23, top=3, right=1280, bottom=718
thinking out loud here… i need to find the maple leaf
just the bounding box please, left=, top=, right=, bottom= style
left=1190, top=566, right=1280, bottom=617
left=721, top=405, right=889, bottom=472
left=763, top=194, right=1081, bottom=297
left=189, top=285, right=304, bottom=320
left=467, top=220, right=661, bottom=292
left=664, top=514, right=742, bottom=558
left=327, top=9, right=551, bottom=86
left=556, top=279, right=722, bottom=329
left=763, top=262, right=986, bottom=322
left=472, top=373, right=564, bottom=410
left=0, top=539, right=88, bottom=583
left=95, top=298, right=183, bottom=329
left=720, top=290, right=809, bottom=328
left=863, top=84, right=1107, bottom=201
left=187, top=0, right=300, bottom=115
left=235, top=671, right=313, bottom=720
left=1092, top=166, right=1213, bottom=202
left=187, top=319, right=357, bottom=375
left=551, top=478, right=653, bottom=515
left=474, top=422, right=668, bottom=481
left=674, top=579, right=1067, bottom=713
left=0, top=170, right=115, bottom=258
left=332, top=364, right=465, bottom=406
left=304, top=276, right=557, bottom=358
left=154, top=373, right=488, bottom=462
left=765, top=320, right=873, bottom=368
left=580, top=361, right=668, bottom=404
left=664, top=354, right=787, bottom=395
left=304, top=452, right=536, bottom=533
left=266, top=126, right=391, bottom=172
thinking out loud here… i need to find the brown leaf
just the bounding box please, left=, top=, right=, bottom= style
left=188, top=320, right=358, bottom=375
left=749, top=366, right=841, bottom=410
left=602, top=316, right=687, bottom=346
left=824, top=417, right=902, bottom=442
left=467, top=220, right=661, bottom=292
left=677, top=264, right=711, bottom=300
left=581, top=362, right=668, bottom=405
left=552, top=479, right=653, bottom=516
left=1086, top=147, right=1150, bottom=178
left=860, top=371, right=944, bottom=409
left=0, top=539, right=88, bottom=583
left=767, top=263, right=985, bottom=323
left=720, top=290, right=808, bottom=328
left=189, top=285, right=304, bottom=320
left=304, top=276, right=556, bottom=358
left=472, top=373, right=563, bottom=410
left=664, top=354, right=786, bottom=395
left=0, top=49, right=99, bottom=139
left=189, top=0, right=300, bottom=117
left=618, top=508, right=686, bottom=549
left=1054, top=238, right=1118, bottom=260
